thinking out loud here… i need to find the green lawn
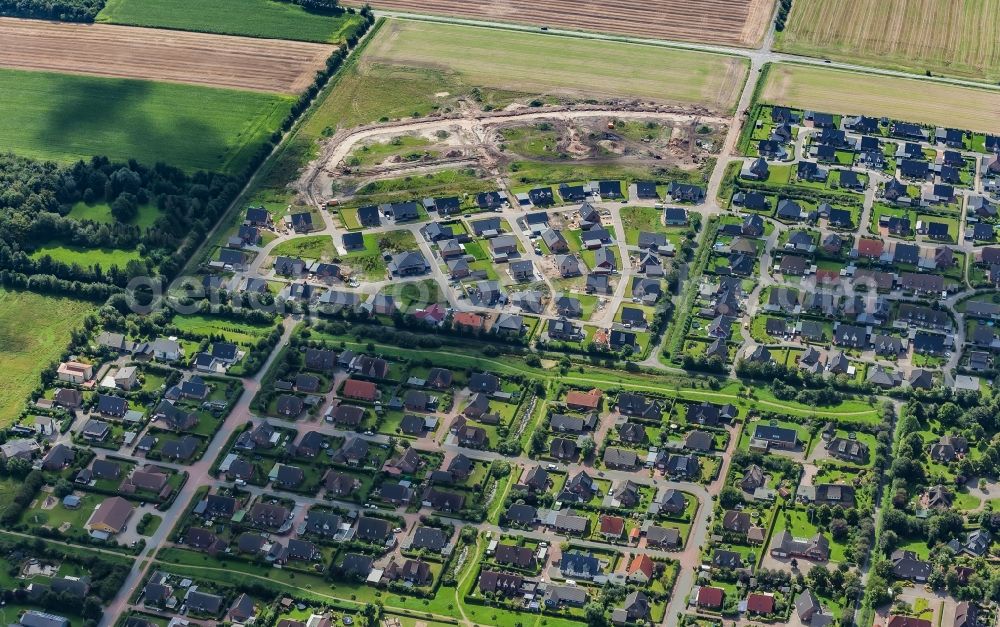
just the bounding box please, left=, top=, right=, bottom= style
left=271, top=235, right=336, bottom=260
left=23, top=493, right=102, bottom=532
left=31, top=243, right=142, bottom=269
left=0, top=289, right=94, bottom=426
left=352, top=168, right=492, bottom=207
left=772, top=509, right=847, bottom=563
left=171, top=314, right=276, bottom=346
left=98, top=0, right=367, bottom=43
left=953, top=490, right=982, bottom=512
left=348, top=135, right=437, bottom=168
left=0, top=68, right=293, bottom=174
left=621, top=206, right=667, bottom=245
left=67, top=200, right=160, bottom=229
left=897, top=537, right=932, bottom=560
left=138, top=514, right=163, bottom=536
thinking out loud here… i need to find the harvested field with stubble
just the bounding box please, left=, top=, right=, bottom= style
left=362, top=20, right=749, bottom=112
left=777, top=0, right=1000, bottom=82
left=0, top=17, right=335, bottom=94
left=761, top=63, right=1000, bottom=134
left=343, top=0, right=774, bottom=47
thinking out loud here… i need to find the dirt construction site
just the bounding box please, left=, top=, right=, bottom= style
left=318, top=111, right=727, bottom=200
left=345, top=0, right=775, bottom=47
left=0, top=17, right=335, bottom=94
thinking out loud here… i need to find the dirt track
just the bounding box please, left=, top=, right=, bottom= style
left=0, top=17, right=335, bottom=94
left=344, top=0, right=774, bottom=47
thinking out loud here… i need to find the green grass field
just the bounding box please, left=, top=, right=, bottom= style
left=98, top=0, right=366, bottom=43
left=760, top=63, right=1000, bottom=134
left=297, top=18, right=746, bottom=137
left=776, top=0, right=1000, bottom=83
left=364, top=20, right=748, bottom=111
left=67, top=200, right=160, bottom=229
left=271, top=235, right=336, bottom=260
left=30, top=244, right=142, bottom=269
left=171, top=314, right=276, bottom=346
left=353, top=168, right=492, bottom=205
left=0, top=68, right=294, bottom=174
left=0, top=289, right=94, bottom=426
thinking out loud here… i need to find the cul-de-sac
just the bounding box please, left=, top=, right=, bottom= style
left=2, top=1, right=1000, bottom=627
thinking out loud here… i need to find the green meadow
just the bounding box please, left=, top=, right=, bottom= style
left=0, top=289, right=94, bottom=426
left=0, top=68, right=293, bottom=174
left=98, top=0, right=366, bottom=43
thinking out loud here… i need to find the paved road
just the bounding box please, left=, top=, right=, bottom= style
left=99, top=317, right=298, bottom=627
left=369, top=8, right=1000, bottom=94
left=106, top=6, right=998, bottom=625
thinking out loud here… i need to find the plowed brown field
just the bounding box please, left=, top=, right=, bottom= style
left=342, top=0, right=774, bottom=47
left=0, top=17, right=335, bottom=94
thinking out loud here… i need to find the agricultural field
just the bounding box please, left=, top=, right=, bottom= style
left=362, top=21, right=748, bottom=112
left=776, top=0, right=1000, bottom=82
left=759, top=63, right=1000, bottom=134
left=0, top=18, right=334, bottom=94
left=98, top=0, right=366, bottom=44
left=300, top=19, right=746, bottom=135
left=0, top=68, right=293, bottom=174
left=0, top=289, right=94, bottom=426
left=343, top=0, right=774, bottom=47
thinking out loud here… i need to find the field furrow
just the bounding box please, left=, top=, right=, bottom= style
left=777, top=0, right=1000, bottom=82
left=342, top=0, right=774, bottom=47
left=0, top=17, right=335, bottom=94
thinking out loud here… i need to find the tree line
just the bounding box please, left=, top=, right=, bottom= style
left=0, top=0, right=104, bottom=22
left=0, top=153, right=240, bottom=287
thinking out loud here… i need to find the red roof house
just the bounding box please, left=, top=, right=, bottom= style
left=698, top=586, right=724, bottom=609
left=746, top=593, right=775, bottom=614
left=453, top=312, right=485, bottom=330
left=599, top=515, right=625, bottom=538
left=414, top=303, right=447, bottom=325
left=565, top=388, right=602, bottom=411
left=627, top=554, right=655, bottom=583
left=857, top=238, right=884, bottom=258
left=342, top=379, right=377, bottom=402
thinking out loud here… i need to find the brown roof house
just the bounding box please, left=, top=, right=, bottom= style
left=86, top=496, right=134, bottom=536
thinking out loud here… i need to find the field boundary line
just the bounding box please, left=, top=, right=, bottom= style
left=769, top=57, right=1000, bottom=93
left=170, top=18, right=385, bottom=284
left=377, top=10, right=759, bottom=58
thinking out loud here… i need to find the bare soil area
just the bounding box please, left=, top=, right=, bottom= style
left=0, top=17, right=335, bottom=94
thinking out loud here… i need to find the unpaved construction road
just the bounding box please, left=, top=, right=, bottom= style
left=296, top=107, right=730, bottom=205
left=0, top=17, right=335, bottom=94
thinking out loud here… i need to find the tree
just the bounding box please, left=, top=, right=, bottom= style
left=830, top=518, right=850, bottom=542
left=53, top=479, right=74, bottom=498
left=719, top=486, right=743, bottom=510
left=579, top=437, right=596, bottom=458
left=110, top=192, right=137, bottom=222
left=584, top=602, right=608, bottom=627
left=937, top=402, right=963, bottom=428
